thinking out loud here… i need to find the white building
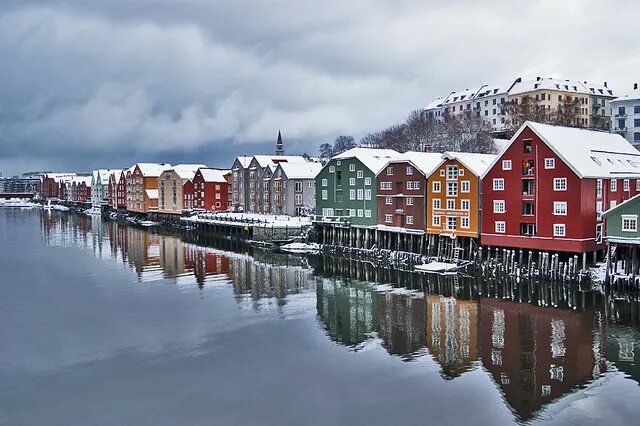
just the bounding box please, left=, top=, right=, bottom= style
left=472, top=79, right=520, bottom=131
left=611, top=83, right=640, bottom=148
left=91, top=169, right=113, bottom=207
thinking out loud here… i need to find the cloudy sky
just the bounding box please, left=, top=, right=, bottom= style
left=1, top=0, right=639, bottom=175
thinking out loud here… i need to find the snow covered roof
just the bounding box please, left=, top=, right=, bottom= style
left=71, top=176, right=92, bottom=186
left=145, top=189, right=159, bottom=200
left=612, top=85, right=640, bottom=103
left=92, top=169, right=113, bottom=183
left=383, top=152, right=443, bottom=177
left=251, top=155, right=307, bottom=168
left=582, top=81, right=615, bottom=98
left=482, top=121, right=640, bottom=179
left=198, top=168, right=229, bottom=183
left=493, top=138, right=510, bottom=151
left=47, top=173, right=77, bottom=182
left=334, top=147, right=400, bottom=174
left=474, top=80, right=515, bottom=98
left=109, top=169, right=123, bottom=182
left=233, top=156, right=252, bottom=168
left=169, top=164, right=207, bottom=180
left=442, top=87, right=483, bottom=105
left=136, top=163, right=172, bottom=177
left=509, top=78, right=591, bottom=96
left=424, top=96, right=446, bottom=110
left=276, top=162, right=323, bottom=179
left=441, top=152, right=497, bottom=176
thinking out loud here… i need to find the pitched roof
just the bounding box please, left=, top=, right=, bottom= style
left=198, top=168, right=229, bottom=183
left=441, top=87, right=483, bottom=105
left=251, top=155, right=307, bottom=168
left=384, top=152, right=443, bottom=177
left=334, top=147, right=400, bottom=174
left=482, top=121, right=640, bottom=179
left=233, top=156, right=253, bottom=168
left=72, top=176, right=92, bottom=186
left=145, top=189, right=159, bottom=200
left=169, top=164, right=208, bottom=180
left=602, top=193, right=640, bottom=218
left=509, top=77, right=591, bottom=96
left=276, top=162, right=323, bottom=179
left=136, top=163, right=172, bottom=177
left=612, top=85, right=640, bottom=103
left=424, top=96, right=446, bottom=110
left=441, top=152, right=497, bottom=176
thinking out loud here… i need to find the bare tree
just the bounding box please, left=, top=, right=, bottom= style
left=318, top=143, right=333, bottom=159
left=552, top=95, right=581, bottom=127
left=332, top=135, right=357, bottom=155
left=433, top=113, right=496, bottom=154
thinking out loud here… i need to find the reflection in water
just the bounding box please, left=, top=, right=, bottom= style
left=39, top=211, right=640, bottom=423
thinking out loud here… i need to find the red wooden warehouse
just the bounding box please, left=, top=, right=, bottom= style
left=192, top=168, right=230, bottom=211
left=481, top=122, right=640, bottom=253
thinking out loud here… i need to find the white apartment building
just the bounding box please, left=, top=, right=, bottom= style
left=611, top=83, right=640, bottom=148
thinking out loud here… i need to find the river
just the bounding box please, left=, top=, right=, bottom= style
left=1, top=208, right=639, bottom=425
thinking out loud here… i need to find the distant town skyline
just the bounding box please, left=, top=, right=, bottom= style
left=2, top=0, right=640, bottom=175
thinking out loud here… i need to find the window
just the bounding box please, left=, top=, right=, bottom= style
left=553, top=178, right=567, bottom=191
left=459, top=169, right=464, bottom=176
left=433, top=181, right=441, bottom=193
left=406, top=216, right=414, bottom=225
left=385, top=214, right=393, bottom=223
left=635, top=105, right=640, bottom=114
left=446, top=199, right=455, bottom=210
left=432, top=215, right=441, bottom=226
left=440, top=169, right=445, bottom=177
left=294, top=194, right=303, bottom=205
left=406, top=166, right=413, bottom=175
left=637, top=179, right=640, bottom=191
left=364, top=177, right=371, bottom=186
left=523, top=140, right=532, bottom=153
left=446, top=217, right=456, bottom=230
left=349, top=178, right=356, bottom=186
left=322, top=190, right=328, bottom=200
left=295, top=181, right=303, bottom=192
left=522, top=201, right=534, bottom=215
left=380, top=182, right=392, bottom=190
left=461, top=217, right=469, bottom=228
left=349, top=164, right=355, bottom=172
left=357, top=209, right=364, bottom=217
left=493, top=178, right=505, bottom=191
left=544, top=158, right=555, bottom=169
left=622, top=215, right=638, bottom=232
left=624, top=179, right=630, bottom=191
left=618, top=118, right=626, bottom=129
left=413, top=181, right=420, bottom=190
left=386, top=166, right=393, bottom=175
left=365, top=189, right=371, bottom=200
left=553, top=224, right=566, bottom=237
left=385, top=196, right=393, bottom=205
left=446, top=165, right=458, bottom=180
left=461, top=181, right=470, bottom=193
left=432, top=198, right=441, bottom=209
left=553, top=201, right=567, bottom=215
left=461, top=199, right=470, bottom=210
left=493, top=200, right=505, bottom=213
left=610, top=200, right=617, bottom=209
left=357, top=170, right=363, bottom=179
left=635, top=132, right=640, bottom=142
left=406, top=197, right=414, bottom=206
left=407, top=181, right=413, bottom=190
left=329, top=166, right=335, bottom=173
left=611, top=178, right=617, bottom=192
left=447, top=182, right=458, bottom=196
left=502, top=160, right=512, bottom=170
left=357, top=189, right=363, bottom=200
left=365, top=210, right=372, bottom=218
left=349, top=189, right=356, bottom=200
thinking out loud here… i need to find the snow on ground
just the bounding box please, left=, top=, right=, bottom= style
left=279, top=242, right=321, bottom=254
left=415, top=261, right=459, bottom=273
left=184, top=212, right=312, bottom=228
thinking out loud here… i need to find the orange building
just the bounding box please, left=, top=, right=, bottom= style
left=426, top=152, right=495, bottom=239
left=126, top=163, right=172, bottom=213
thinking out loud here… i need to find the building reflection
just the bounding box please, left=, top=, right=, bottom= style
left=378, top=290, right=426, bottom=359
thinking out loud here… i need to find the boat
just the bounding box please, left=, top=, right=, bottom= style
left=414, top=260, right=474, bottom=274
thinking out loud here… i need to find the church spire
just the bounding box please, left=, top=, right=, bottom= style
left=276, top=130, right=284, bottom=155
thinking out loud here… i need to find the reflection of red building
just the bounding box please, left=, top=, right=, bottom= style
left=480, top=298, right=599, bottom=421
left=377, top=291, right=426, bottom=357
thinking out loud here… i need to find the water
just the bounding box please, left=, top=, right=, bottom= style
left=1, top=209, right=640, bottom=426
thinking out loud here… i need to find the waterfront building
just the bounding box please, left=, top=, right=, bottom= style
left=315, top=147, right=400, bottom=226
left=603, top=194, right=640, bottom=244
left=158, top=164, right=206, bottom=216
left=375, top=152, right=442, bottom=230
left=230, top=156, right=252, bottom=212
left=70, top=176, right=92, bottom=203
left=269, top=162, right=322, bottom=216
left=183, top=179, right=195, bottom=211
left=246, top=155, right=308, bottom=213
left=91, top=169, right=114, bottom=207
left=126, top=163, right=172, bottom=214
left=107, top=170, right=126, bottom=210
left=481, top=122, right=640, bottom=253
left=192, top=168, right=230, bottom=211
left=41, top=173, right=76, bottom=199
left=426, top=152, right=495, bottom=240
left=611, top=83, right=640, bottom=148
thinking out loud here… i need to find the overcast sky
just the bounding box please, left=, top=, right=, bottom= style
left=1, top=0, right=639, bottom=175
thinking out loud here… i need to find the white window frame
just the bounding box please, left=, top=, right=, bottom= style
left=461, top=181, right=470, bottom=193
left=493, top=200, right=505, bottom=214
left=349, top=164, right=355, bottom=172
left=493, top=178, right=505, bottom=191
left=380, top=182, right=392, bottom=190
left=432, top=215, right=441, bottom=226
left=406, top=166, right=413, bottom=175
left=364, top=189, right=371, bottom=200
left=446, top=199, right=455, bottom=210
left=502, top=160, right=512, bottom=170
left=461, top=216, right=470, bottom=229
left=329, top=166, right=335, bottom=173
left=553, top=201, right=567, bottom=216
left=384, top=214, right=393, bottom=223
left=432, top=198, right=441, bottom=210
left=406, top=197, right=414, bottom=206
left=624, top=179, right=630, bottom=191
left=461, top=199, right=470, bottom=211
left=553, top=178, right=567, bottom=191
left=622, top=215, right=638, bottom=232
left=432, top=181, right=441, bottom=193
left=357, top=189, right=364, bottom=200
left=544, top=158, right=555, bottom=169
left=349, top=189, right=356, bottom=200
left=364, top=209, right=371, bottom=218
left=357, top=209, right=364, bottom=218
left=553, top=224, right=566, bottom=237
left=321, top=190, right=328, bottom=200
left=447, top=182, right=458, bottom=197
left=357, top=170, right=364, bottom=179
left=349, top=177, right=356, bottom=186
left=611, top=178, right=617, bottom=192
left=406, top=216, right=414, bottom=225
left=364, top=177, right=371, bottom=186
left=495, top=221, right=506, bottom=233
left=386, top=166, right=393, bottom=175
left=385, top=196, right=393, bottom=205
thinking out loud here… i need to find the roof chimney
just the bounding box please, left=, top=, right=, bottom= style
left=604, top=81, right=608, bottom=88
left=635, top=83, right=638, bottom=90
left=536, top=76, right=541, bottom=81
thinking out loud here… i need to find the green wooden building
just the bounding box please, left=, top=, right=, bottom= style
left=602, top=193, right=640, bottom=281
left=315, top=148, right=399, bottom=227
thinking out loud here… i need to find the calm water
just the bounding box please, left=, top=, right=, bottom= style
left=1, top=209, right=640, bottom=425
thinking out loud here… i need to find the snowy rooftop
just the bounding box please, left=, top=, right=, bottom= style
left=509, top=77, right=591, bottom=96
left=493, top=138, right=510, bottom=151
left=474, top=80, right=517, bottom=98
left=612, top=85, right=640, bottom=103
left=233, top=156, right=253, bottom=168
left=198, top=168, right=229, bottom=183
left=168, top=164, right=208, bottom=180
left=72, top=176, right=92, bottom=186
left=582, top=81, right=615, bottom=98
left=485, top=121, right=640, bottom=179
left=136, top=163, right=172, bottom=177
left=251, top=155, right=308, bottom=168
left=145, top=189, right=159, bottom=200
left=442, top=87, right=483, bottom=105
left=334, top=147, right=400, bottom=174
left=276, top=162, right=323, bottom=179
left=384, top=151, right=442, bottom=177
left=603, top=193, right=640, bottom=219
left=424, top=96, right=446, bottom=110
left=441, top=152, right=497, bottom=176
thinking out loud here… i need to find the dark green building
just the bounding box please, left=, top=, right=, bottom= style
left=603, top=193, right=640, bottom=243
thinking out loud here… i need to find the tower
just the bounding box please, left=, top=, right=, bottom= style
left=276, top=130, right=284, bottom=156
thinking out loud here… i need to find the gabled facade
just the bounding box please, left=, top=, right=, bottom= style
left=602, top=193, right=640, bottom=244
left=316, top=148, right=399, bottom=226
left=107, top=170, right=124, bottom=209
left=426, top=152, right=495, bottom=239
left=230, top=156, right=252, bottom=211
left=481, top=122, right=640, bottom=253
left=158, top=164, right=206, bottom=215
left=611, top=83, right=640, bottom=147
left=41, top=173, right=76, bottom=199
left=376, top=152, right=442, bottom=231
left=183, top=179, right=195, bottom=211
left=126, top=163, right=172, bottom=213
left=192, top=168, right=230, bottom=211
left=91, top=169, right=113, bottom=207
left=246, top=155, right=307, bottom=213
left=270, top=162, right=322, bottom=216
